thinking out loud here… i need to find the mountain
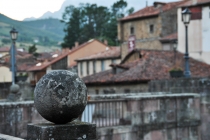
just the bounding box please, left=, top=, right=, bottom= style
left=0, top=14, right=65, bottom=46
left=24, top=0, right=71, bottom=21
left=23, top=17, right=37, bottom=21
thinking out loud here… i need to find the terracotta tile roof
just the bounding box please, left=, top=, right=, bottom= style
left=160, top=32, right=177, bottom=42
left=178, top=0, right=210, bottom=7
left=120, top=1, right=183, bottom=21
left=17, top=63, right=35, bottom=72
left=27, top=52, right=69, bottom=71
left=0, top=47, right=10, bottom=52
left=27, top=39, right=107, bottom=71
left=36, top=52, right=53, bottom=61
left=76, top=47, right=120, bottom=61
left=69, top=39, right=107, bottom=55
left=83, top=49, right=210, bottom=85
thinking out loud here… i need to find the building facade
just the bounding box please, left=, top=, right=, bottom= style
left=76, top=47, right=121, bottom=77
left=178, top=0, right=210, bottom=64
left=118, top=1, right=182, bottom=59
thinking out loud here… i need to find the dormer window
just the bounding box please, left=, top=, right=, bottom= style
left=130, top=27, right=134, bottom=35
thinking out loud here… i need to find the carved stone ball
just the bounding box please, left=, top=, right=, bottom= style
left=10, top=84, right=20, bottom=93
left=34, top=70, right=87, bottom=124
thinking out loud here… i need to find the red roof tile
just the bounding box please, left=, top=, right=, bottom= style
left=83, top=49, right=210, bottom=85
left=69, top=39, right=107, bottom=55
left=178, top=0, right=210, bottom=7
left=120, top=1, right=183, bottom=21
left=27, top=52, right=69, bottom=71
left=0, top=47, right=10, bottom=52
left=160, top=32, right=177, bottom=42
left=76, top=47, right=120, bottom=61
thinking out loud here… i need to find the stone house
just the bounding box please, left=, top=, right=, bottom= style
left=83, top=49, right=210, bottom=95
left=76, top=47, right=121, bottom=77
left=177, top=0, right=210, bottom=64
left=118, top=1, right=184, bottom=59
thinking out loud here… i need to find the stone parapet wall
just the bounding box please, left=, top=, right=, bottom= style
left=149, top=77, right=210, bottom=140
left=90, top=93, right=201, bottom=140
left=0, top=101, right=47, bottom=139
left=0, top=92, right=204, bottom=140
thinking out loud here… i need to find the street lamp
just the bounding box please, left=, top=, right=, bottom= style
left=10, top=28, right=18, bottom=85
left=182, top=8, right=191, bottom=78
left=7, top=27, right=20, bottom=101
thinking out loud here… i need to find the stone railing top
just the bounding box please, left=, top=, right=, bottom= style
left=0, top=133, right=24, bottom=140
left=0, top=101, right=34, bottom=106
left=89, top=92, right=200, bottom=100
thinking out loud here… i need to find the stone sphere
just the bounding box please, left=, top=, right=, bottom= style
left=34, top=70, right=87, bottom=124
left=10, top=84, right=20, bottom=93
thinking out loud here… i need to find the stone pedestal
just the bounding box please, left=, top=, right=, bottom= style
left=27, top=121, right=96, bottom=140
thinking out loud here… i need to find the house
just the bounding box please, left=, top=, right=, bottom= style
left=27, top=39, right=108, bottom=85
left=67, top=39, right=108, bottom=70
left=0, top=65, right=12, bottom=83
left=83, top=49, right=210, bottom=95
left=0, top=47, right=36, bottom=83
left=27, top=51, right=69, bottom=85
left=0, top=47, right=10, bottom=58
left=118, top=1, right=184, bottom=59
left=177, top=0, right=210, bottom=64
left=76, top=47, right=121, bottom=77
left=159, top=33, right=178, bottom=51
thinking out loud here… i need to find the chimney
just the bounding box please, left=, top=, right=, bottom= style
left=75, top=42, right=79, bottom=48
left=104, top=40, right=108, bottom=46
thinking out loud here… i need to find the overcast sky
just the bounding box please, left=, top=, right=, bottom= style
left=0, top=0, right=177, bottom=21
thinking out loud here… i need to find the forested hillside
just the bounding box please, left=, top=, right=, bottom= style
left=0, top=14, right=65, bottom=46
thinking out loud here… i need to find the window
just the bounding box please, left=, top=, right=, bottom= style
left=130, top=27, right=134, bottom=35
left=95, top=89, right=99, bottom=95
left=184, top=7, right=201, bottom=20
left=150, top=25, right=154, bottom=33
left=86, top=61, right=89, bottom=75
left=101, top=60, right=105, bottom=71
left=93, top=60, right=96, bottom=74
left=80, top=62, right=83, bottom=76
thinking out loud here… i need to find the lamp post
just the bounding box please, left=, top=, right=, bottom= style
left=10, top=28, right=18, bottom=85
left=7, top=28, right=20, bottom=101
left=182, top=8, right=191, bottom=78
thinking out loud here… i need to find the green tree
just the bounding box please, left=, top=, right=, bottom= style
left=28, top=44, right=37, bottom=54
left=1, top=38, right=11, bottom=44
left=61, top=0, right=133, bottom=48
left=61, top=5, right=83, bottom=48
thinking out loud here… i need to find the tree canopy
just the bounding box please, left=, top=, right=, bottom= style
left=61, top=0, right=134, bottom=49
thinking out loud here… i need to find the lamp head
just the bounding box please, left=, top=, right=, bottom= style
left=10, top=28, right=18, bottom=41
left=173, top=39, right=178, bottom=50
left=182, top=8, right=192, bottom=25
